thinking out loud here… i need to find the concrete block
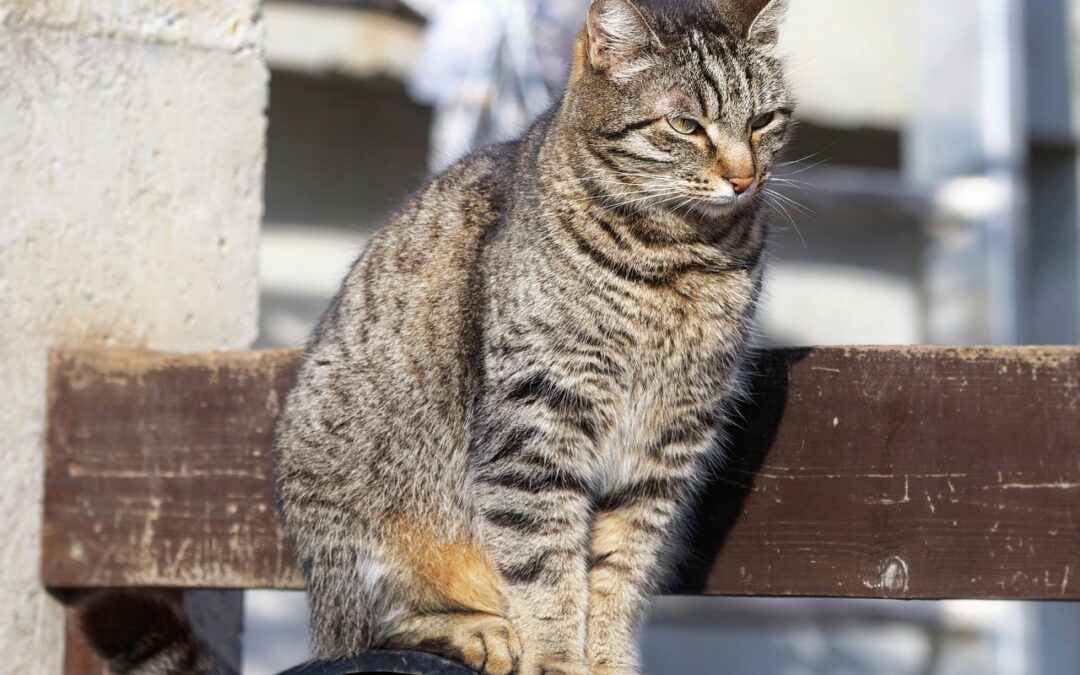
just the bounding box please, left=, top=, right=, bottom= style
left=0, top=1, right=267, bottom=671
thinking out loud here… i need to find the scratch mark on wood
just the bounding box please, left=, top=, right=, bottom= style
left=983, top=481, right=1080, bottom=491
left=864, top=476, right=910, bottom=506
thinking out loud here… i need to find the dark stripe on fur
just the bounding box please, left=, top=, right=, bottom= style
left=607, top=146, right=674, bottom=165
left=499, top=552, right=551, bottom=584
left=478, top=466, right=590, bottom=494
left=484, top=508, right=547, bottom=534
left=599, top=117, right=662, bottom=141
left=505, top=372, right=601, bottom=441
left=594, top=477, right=682, bottom=512
left=646, top=423, right=712, bottom=458
left=590, top=556, right=635, bottom=575
left=484, top=426, right=542, bottom=466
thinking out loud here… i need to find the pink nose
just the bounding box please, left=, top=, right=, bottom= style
left=727, top=176, right=755, bottom=195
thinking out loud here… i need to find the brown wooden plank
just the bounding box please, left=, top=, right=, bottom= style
left=681, top=347, right=1080, bottom=600
left=41, top=347, right=1080, bottom=600
left=43, top=349, right=302, bottom=590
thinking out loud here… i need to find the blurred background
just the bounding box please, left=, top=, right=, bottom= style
left=245, top=0, right=1080, bottom=673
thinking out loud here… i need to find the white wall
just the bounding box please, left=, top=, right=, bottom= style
left=778, top=0, right=919, bottom=129
left=0, top=1, right=267, bottom=670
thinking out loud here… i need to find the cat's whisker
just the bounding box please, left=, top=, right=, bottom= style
left=673, top=193, right=701, bottom=212
left=768, top=177, right=815, bottom=189
left=785, top=52, right=829, bottom=77
left=562, top=169, right=697, bottom=182
left=549, top=176, right=625, bottom=190
left=551, top=171, right=683, bottom=187
left=554, top=175, right=652, bottom=186
left=773, top=158, right=829, bottom=177
left=575, top=185, right=690, bottom=206
left=606, top=190, right=682, bottom=211
left=634, top=190, right=691, bottom=216
left=775, top=135, right=844, bottom=171
left=651, top=193, right=693, bottom=213
left=768, top=182, right=813, bottom=197
left=762, top=193, right=808, bottom=248
left=764, top=188, right=815, bottom=216
left=572, top=188, right=676, bottom=204
left=763, top=194, right=811, bottom=222
left=557, top=180, right=694, bottom=199
left=775, top=153, right=819, bottom=168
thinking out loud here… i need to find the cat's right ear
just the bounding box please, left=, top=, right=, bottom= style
left=745, top=0, right=788, bottom=52
left=586, top=0, right=661, bottom=76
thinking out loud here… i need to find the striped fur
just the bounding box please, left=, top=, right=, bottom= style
left=274, top=1, right=793, bottom=673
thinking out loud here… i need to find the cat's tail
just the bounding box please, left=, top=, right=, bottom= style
left=78, top=589, right=213, bottom=675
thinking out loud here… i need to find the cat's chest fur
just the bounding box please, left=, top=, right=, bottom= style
left=591, top=268, right=759, bottom=491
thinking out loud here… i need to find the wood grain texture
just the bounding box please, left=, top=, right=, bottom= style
left=42, top=347, right=1080, bottom=600
left=43, top=349, right=302, bottom=590
left=681, top=347, right=1080, bottom=600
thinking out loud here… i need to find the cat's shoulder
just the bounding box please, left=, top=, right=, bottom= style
left=427, top=140, right=521, bottom=197
left=374, top=140, right=521, bottom=243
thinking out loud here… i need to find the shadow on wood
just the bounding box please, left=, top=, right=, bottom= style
left=678, top=348, right=809, bottom=592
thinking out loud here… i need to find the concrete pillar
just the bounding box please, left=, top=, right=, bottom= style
left=0, top=1, right=267, bottom=671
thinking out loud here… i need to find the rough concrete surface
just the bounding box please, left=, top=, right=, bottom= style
left=0, top=0, right=264, bottom=51
left=0, top=1, right=266, bottom=671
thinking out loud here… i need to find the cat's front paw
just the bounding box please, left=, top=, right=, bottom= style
left=519, top=657, right=591, bottom=675
left=591, top=667, right=641, bottom=675
left=451, top=615, right=521, bottom=675
left=393, top=612, right=521, bottom=675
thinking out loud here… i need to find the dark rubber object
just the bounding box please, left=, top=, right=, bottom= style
left=275, top=650, right=477, bottom=674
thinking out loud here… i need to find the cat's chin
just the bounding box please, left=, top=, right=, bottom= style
left=686, top=196, right=750, bottom=220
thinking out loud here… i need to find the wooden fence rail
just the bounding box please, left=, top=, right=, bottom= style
left=42, top=347, right=1080, bottom=601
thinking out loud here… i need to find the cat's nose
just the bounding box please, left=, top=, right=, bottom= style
left=726, top=176, right=755, bottom=195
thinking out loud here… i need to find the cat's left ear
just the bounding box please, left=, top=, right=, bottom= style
left=744, top=0, right=788, bottom=52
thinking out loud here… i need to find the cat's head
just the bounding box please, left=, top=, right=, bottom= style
left=564, top=0, right=794, bottom=219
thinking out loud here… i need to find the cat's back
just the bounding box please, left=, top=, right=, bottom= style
left=317, top=141, right=515, bottom=356
left=280, top=142, right=518, bottom=485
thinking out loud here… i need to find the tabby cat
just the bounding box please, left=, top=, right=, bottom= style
left=274, top=1, right=794, bottom=673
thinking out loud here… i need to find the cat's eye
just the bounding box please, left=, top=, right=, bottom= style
left=667, top=116, right=701, bottom=135
left=750, top=111, right=776, bottom=131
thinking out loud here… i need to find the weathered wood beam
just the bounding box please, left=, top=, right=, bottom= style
left=42, top=347, right=1080, bottom=600
left=43, top=349, right=302, bottom=590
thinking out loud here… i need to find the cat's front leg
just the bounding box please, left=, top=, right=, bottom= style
left=586, top=470, right=697, bottom=675
left=473, top=428, right=595, bottom=675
